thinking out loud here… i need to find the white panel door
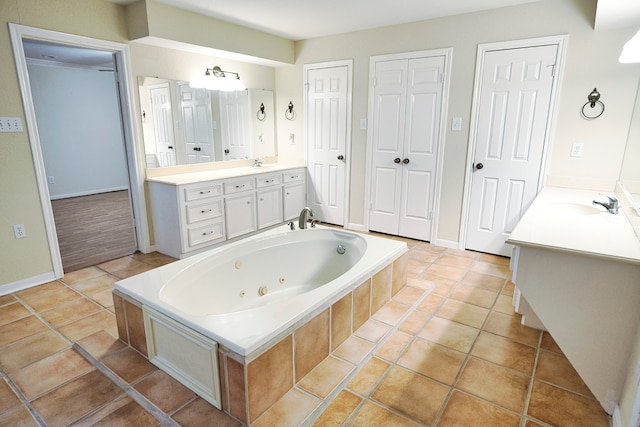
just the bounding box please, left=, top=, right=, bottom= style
left=306, top=66, right=349, bottom=226
left=369, top=56, right=444, bottom=241
left=219, top=91, right=251, bottom=160
left=148, top=83, right=176, bottom=167
left=466, top=44, right=558, bottom=256
left=179, top=84, right=214, bottom=164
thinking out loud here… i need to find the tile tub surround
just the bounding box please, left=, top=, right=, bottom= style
left=113, top=252, right=409, bottom=424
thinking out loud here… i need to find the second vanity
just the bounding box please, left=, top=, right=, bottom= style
left=507, top=186, right=640, bottom=414
left=147, top=164, right=306, bottom=259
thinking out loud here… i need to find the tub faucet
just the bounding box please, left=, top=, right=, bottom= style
left=299, top=207, right=315, bottom=229
left=592, top=195, right=619, bottom=214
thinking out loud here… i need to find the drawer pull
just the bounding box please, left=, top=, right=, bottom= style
left=199, top=190, right=211, bottom=195
left=201, top=209, right=212, bottom=213
left=235, top=184, right=246, bottom=189
left=202, top=230, right=215, bottom=236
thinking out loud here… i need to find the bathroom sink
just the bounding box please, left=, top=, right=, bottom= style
left=548, top=203, right=602, bottom=215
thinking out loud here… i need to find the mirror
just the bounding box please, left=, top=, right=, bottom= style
left=138, top=76, right=275, bottom=168
left=620, top=74, right=640, bottom=212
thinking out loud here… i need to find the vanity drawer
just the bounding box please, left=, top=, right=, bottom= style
left=224, top=178, right=254, bottom=194
left=256, top=173, right=282, bottom=188
left=283, top=169, right=305, bottom=183
left=184, top=182, right=223, bottom=202
left=187, top=221, right=225, bottom=247
left=185, top=199, right=223, bottom=224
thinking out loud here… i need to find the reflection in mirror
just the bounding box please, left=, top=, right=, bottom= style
left=620, top=75, right=640, bottom=211
left=138, top=76, right=275, bottom=168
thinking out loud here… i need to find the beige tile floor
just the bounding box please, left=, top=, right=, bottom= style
left=0, top=236, right=611, bottom=426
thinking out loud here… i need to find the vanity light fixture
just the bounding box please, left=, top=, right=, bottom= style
left=189, top=66, right=246, bottom=92
left=619, top=28, right=640, bottom=64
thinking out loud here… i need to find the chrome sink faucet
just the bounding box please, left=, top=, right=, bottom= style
left=298, top=207, right=315, bottom=229
left=253, top=158, right=262, bottom=167
left=592, top=195, right=619, bottom=214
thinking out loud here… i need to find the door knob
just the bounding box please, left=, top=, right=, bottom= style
left=394, top=158, right=401, bottom=164
left=337, top=155, right=344, bottom=160
left=167, top=146, right=173, bottom=150
left=403, top=158, right=410, bottom=164
left=475, top=162, right=484, bottom=170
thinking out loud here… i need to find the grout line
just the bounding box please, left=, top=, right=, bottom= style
left=300, top=282, right=437, bottom=426
left=72, top=343, right=180, bottom=427
left=3, top=373, right=47, bottom=426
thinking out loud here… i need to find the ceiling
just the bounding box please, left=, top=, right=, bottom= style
left=23, top=0, right=640, bottom=68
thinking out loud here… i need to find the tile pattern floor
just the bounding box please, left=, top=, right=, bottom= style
left=0, top=235, right=611, bottom=426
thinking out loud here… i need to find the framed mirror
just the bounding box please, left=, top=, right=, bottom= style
left=138, top=76, right=275, bottom=168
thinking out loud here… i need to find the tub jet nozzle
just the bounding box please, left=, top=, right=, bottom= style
left=258, top=286, right=268, bottom=296
left=337, top=245, right=346, bottom=255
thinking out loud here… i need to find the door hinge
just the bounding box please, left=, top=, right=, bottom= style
left=439, top=73, right=444, bottom=83
left=547, top=64, right=556, bottom=77
left=427, top=211, right=433, bottom=221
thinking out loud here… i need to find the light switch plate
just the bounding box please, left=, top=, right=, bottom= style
left=0, top=117, right=24, bottom=132
left=452, top=117, right=462, bottom=132
left=571, top=142, right=584, bottom=157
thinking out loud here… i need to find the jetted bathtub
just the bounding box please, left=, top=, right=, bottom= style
left=114, top=224, right=407, bottom=357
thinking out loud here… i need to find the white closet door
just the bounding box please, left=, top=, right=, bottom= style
left=369, top=56, right=444, bottom=241
left=179, top=84, right=214, bottom=164
left=149, top=83, right=176, bottom=167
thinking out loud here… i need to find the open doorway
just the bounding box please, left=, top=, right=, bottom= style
left=9, top=23, right=148, bottom=278
left=23, top=39, right=137, bottom=272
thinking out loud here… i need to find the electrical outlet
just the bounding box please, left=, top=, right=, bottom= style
left=48, top=176, right=55, bottom=184
left=0, top=117, right=24, bottom=133
left=360, top=118, right=367, bottom=130
left=571, top=142, right=584, bottom=157
left=13, top=224, right=26, bottom=239
left=289, top=133, right=295, bottom=144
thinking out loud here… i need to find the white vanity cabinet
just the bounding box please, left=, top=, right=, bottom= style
left=224, top=177, right=257, bottom=239
left=148, top=165, right=306, bottom=258
left=256, top=173, right=283, bottom=229
left=148, top=180, right=225, bottom=259
left=282, top=168, right=306, bottom=221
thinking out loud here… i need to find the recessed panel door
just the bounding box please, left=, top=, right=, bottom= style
left=179, top=84, right=214, bottom=164
left=149, top=83, right=176, bottom=167
left=466, top=44, right=558, bottom=256
left=306, top=65, right=349, bottom=226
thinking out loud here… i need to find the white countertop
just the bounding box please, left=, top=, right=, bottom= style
left=506, top=187, right=640, bottom=263
left=146, top=163, right=305, bottom=186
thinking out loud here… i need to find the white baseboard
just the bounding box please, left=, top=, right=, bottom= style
left=612, top=404, right=622, bottom=427
left=50, top=186, right=129, bottom=200
left=0, top=271, right=57, bottom=296
left=346, top=223, right=367, bottom=232
left=432, top=238, right=459, bottom=249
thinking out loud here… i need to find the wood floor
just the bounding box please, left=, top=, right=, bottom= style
left=51, top=190, right=137, bottom=273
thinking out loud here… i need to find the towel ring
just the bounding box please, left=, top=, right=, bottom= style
left=581, top=88, right=604, bottom=120
left=257, top=103, right=266, bottom=121
left=285, top=101, right=296, bottom=121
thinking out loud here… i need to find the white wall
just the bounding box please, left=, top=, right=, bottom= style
left=274, top=0, right=640, bottom=243
left=27, top=63, right=129, bottom=199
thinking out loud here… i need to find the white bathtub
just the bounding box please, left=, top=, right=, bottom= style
left=115, top=225, right=407, bottom=357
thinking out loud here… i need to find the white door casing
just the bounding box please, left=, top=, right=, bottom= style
left=305, top=61, right=352, bottom=226
left=463, top=37, right=566, bottom=256
left=8, top=24, right=148, bottom=282
left=368, top=54, right=447, bottom=241
left=179, top=83, right=214, bottom=164
left=148, top=83, right=177, bottom=167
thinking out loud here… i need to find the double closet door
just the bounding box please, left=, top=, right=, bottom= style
left=369, top=55, right=445, bottom=241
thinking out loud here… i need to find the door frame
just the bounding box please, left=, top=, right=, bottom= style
left=303, top=59, right=353, bottom=227
left=459, top=35, right=568, bottom=252
left=364, top=48, right=452, bottom=240
left=9, top=24, right=150, bottom=279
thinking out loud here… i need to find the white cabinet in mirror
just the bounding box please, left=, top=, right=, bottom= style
left=138, top=76, right=276, bottom=168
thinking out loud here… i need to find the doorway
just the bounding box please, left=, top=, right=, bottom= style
left=304, top=60, right=352, bottom=226
left=462, top=36, right=567, bottom=256
left=366, top=49, right=451, bottom=241
left=9, top=24, right=147, bottom=278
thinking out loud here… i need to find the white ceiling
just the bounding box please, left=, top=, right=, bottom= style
left=156, top=0, right=545, bottom=41
left=23, top=0, right=640, bottom=67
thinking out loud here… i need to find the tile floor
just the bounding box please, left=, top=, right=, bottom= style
left=0, top=235, right=611, bottom=426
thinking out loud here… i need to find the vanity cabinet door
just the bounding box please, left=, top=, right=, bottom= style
left=283, top=182, right=306, bottom=221
left=225, top=192, right=257, bottom=239
left=257, top=187, right=283, bottom=229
